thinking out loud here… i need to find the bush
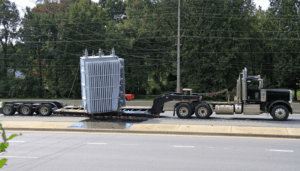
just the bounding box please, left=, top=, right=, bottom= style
left=202, top=92, right=230, bottom=101
left=0, top=123, right=21, bottom=168
left=146, top=80, right=161, bottom=95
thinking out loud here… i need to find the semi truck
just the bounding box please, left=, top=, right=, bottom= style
left=172, top=67, right=293, bottom=121
left=0, top=50, right=293, bottom=121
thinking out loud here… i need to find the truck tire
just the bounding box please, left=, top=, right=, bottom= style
left=20, top=104, right=34, bottom=116
left=271, top=105, right=289, bottom=121
left=176, top=103, right=192, bottom=118
left=38, top=104, right=52, bottom=116
left=3, top=104, right=15, bottom=115
left=195, top=104, right=211, bottom=119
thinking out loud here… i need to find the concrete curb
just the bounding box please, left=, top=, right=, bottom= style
left=4, top=127, right=300, bottom=139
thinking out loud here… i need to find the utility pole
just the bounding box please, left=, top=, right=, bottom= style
left=177, top=0, right=180, bottom=93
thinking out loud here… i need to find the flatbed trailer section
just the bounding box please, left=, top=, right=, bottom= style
left=0, top=90, right=202, bottom=118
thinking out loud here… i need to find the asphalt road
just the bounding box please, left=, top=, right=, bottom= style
left=1, top=132, right=299, bottom=171
left=1, top=111, right=300, bottom=128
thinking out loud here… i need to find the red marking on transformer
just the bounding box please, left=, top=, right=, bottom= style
left=83, top=115, right=87, bottom=117
left=175, top=99, right=179, bottom=101
left=193, top=99, right=198, bottom=101
left=131, top=116, right=135, bottom=119
left=68, top=114, right=72, bottom=116
left=60, top=114, right=64, bottom=116
left=184, top=99, right=189, bottom=101
left=115, top=116, right=119, bottom=119
left=123, top=116, right=127, bottom=119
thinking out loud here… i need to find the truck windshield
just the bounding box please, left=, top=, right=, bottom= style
left=247, top=80, right=259, bottom=89
left=247, top=79, right=264, bottom=89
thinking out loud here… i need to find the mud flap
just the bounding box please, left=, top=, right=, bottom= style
left=173, top=106, right=176, bottom=116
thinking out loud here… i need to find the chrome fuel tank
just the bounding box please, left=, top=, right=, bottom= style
left=215, top=105, right=234, bottom=114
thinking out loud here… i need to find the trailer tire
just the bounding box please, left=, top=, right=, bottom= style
left=176, top=103, right=192, bottom=118
left=195, top=104, right=211, bottom=119
left=20, top=104, right=34, bottom=116
left=3, top=104, right=15, bottom=115
left=38, top=104, right=52, bottom=116
left=271, top=105, right=289, bottom=121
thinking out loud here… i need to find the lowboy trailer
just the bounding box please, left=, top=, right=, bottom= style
left=0, top=49, right=293, bottom=121
left=0, top=67, right=293, bottom=121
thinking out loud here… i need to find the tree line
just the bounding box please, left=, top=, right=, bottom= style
left=0, top=0, right=299, bottom=100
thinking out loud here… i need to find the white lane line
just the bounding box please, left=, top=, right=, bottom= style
left=268, top=149, right=294, bottom=153
left=87, top=143, right=107, bottom=145
left=173, top=146, right=194, bottom=148
left=8, top=141, right=25, bottom=143
left=1, top=156, right=38, bottom=159
left=121, top=144, right=138, bottom=146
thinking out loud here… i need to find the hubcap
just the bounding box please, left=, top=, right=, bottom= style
left=21, top=106, right=30, bottom=115
left=40, top=106, right=49, bottom=115
left=179, top=107, right=189, bottom=116
left=275, top=108, right=286, bottom=119
left=198, top=107, right=208, bottom=117
left=3, top=106, right=11, bottom=114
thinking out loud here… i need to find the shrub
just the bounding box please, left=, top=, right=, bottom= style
left=0, top=123, right=21, bottom=168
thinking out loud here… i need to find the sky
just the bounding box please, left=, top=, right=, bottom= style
left=10, top=0, right=270, bottom=18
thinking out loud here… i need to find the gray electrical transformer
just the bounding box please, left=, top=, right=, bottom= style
left=80, top=49, right=125, bottom=114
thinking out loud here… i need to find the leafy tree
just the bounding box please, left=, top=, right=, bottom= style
left=0, top=0, right=20, bottom=77
left=269, top=0, right=300, bottom=100
left=178, top=0, right=257, bottom=92
left=55, top=0, right=109, bottom=98
left=99, top=0, right=127, bottom=22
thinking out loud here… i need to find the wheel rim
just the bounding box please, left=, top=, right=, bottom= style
left=275, top=108, right=286, bottom=119
left=198, top=107, right=208, bottom=117
left=3, top=106, right=11, bottom=114
left=40, top=106, right=49, bottom=115
left=21, top=106, right=30, bottom=115
left=179, top=107, right=189, bottom=116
